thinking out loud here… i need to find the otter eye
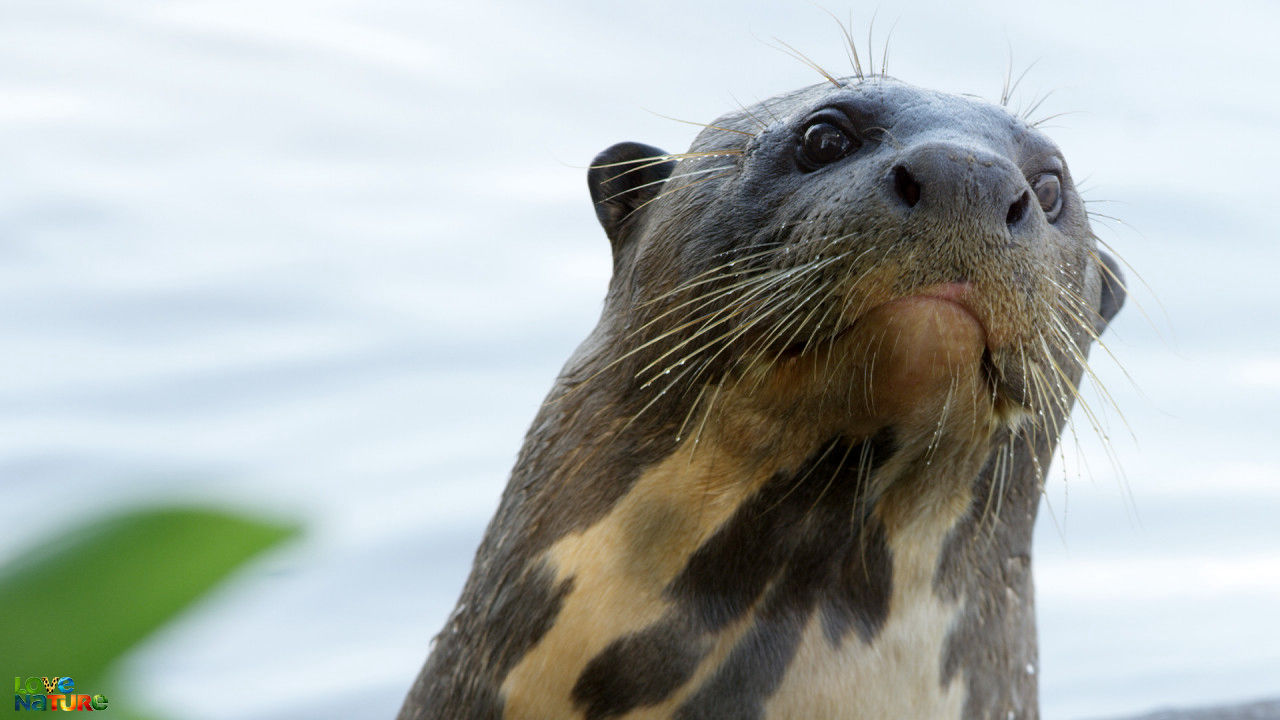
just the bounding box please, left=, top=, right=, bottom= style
left=798, top=121, right=857, bottom=170
left=1033, top=173, right=1063, bottom=221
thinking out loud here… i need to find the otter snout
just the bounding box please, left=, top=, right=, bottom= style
left=888, top=141, right=1035, bottom=241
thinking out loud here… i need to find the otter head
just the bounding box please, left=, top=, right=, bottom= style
left=397, top=74, right=1132, bottom=720
left=587, top=77, right=1125, bottom=459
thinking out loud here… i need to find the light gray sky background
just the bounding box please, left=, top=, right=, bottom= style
left=2, top=1, right=1277, bottom=718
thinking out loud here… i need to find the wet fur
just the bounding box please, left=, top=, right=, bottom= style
left=399, top=71, right=1126, bottom=720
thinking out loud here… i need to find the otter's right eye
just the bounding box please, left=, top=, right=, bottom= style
left=1032, top=173, right=1063, bottom=222
left=798, top=121, right=857, bottom=170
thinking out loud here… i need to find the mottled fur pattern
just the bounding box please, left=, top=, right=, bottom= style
left=400, top=74, right=1125, bottom=720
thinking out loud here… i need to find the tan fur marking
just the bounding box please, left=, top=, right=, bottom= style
left=501, top=428, right=778, bottom=720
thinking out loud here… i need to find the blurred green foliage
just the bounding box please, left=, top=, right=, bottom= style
left=1, top=507, right=297, bottom=713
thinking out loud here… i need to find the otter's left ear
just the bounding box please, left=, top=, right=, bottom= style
left=1094, top=250, right=1127, bottom=334
left=588, top=142, right=675, bottom=252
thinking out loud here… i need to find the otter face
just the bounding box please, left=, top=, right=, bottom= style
left=589, top=78, right=1125, bottom=442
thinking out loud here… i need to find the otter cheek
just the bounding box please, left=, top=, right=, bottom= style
left=855, top=298, right=987, bottom=422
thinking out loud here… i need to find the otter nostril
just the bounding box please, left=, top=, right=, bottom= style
left=893, top=165, right=921, bottom=208
left=1006, top=190, right=1030, bottom=227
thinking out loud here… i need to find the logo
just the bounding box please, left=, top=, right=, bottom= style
left=13, top=677, right=108, bottom=712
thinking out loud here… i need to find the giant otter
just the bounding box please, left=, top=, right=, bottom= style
left=399, top=66, right=1126, bottom=720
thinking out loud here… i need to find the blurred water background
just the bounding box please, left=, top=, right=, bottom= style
left=1, top=1, right=1277, bottom=718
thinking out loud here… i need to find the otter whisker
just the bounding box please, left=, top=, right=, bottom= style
left=1022, top=365, right=1066, bottom=493
left=975, top=436, right=1003, bottom=538
left=682, top=255, right=856, bottom=425
left=675, top=374, right=714, bottom=446
left=1006, top=60, right=1040, bottom=109
left=636, top=278, right=788, bottom=349
left=688, top=371, right=727, bottom=452
left=547, top=273, right=779, bottom=405
left=880, top=17, right=899, bottom=78
left=644, top=109, right=759, bottom=137
left=598, top=165, right=738, bottom=206
left=588, top=150, right=746, bottom=180
left=633, top=258, right=842, bottom=382
left=804, top=437, right=860, bottom=519
left=991, top=437, right=1014, bottom=533
left=1082, top=209, right=1128, bottom=226
left=1036, top=334, right=1125, bottom=479
left=866, top=11, right=878, bottom=77
left=976, top=434, right=1015, bottom=548
left=617, top=348, right=718, bottom=438
left=750, top=288, right=832, bottom=371
left=1088, top=252, right=1169, bottom=354
left=865, top=126, right=904, bottom=149
left=1028, top=111, right=1081, bottom=129
left=1039, top=308, right=1130, bottom=426
left=1046, top=299, right=1140, bottom=433
left=733, top=245, right=880, bottom=394
left=637, top=274, right=834, bottom=397
left=760, top=267, right=866, bottom=380
left=1039, top=457, right=1070, bottom=546
left=752, top=256, right=856, bottom=363
left=636, top=244, right=788, bottom=313
left=594, top=153, right=744, bottom=189
left=543, top=258, right=804, bottom=409
left=1046, top=344, right=1140, bottom=528
left=1017, top=347, right=1048, bottom=479
left=586, top=149, right=745, bottom=170
left=804, top=256, right=883, bottom=392
left=1000, top=50, right=1041, bottom=108
left=768, top=36, right=845, bottom=88
left=621, top=171, right=735, bottom=223
left=729, top=92, right=771, bottom=132
left=924, top=374, right=960, bottom=465
left=1018, top=88, right=1056, bottom=123
left=763, top=433, right=846, bottom=516
left=1020, top=338, right=1070, bottom=442
left=1087, top=243, right=1167, bottom=332
left=818, top=6, right=864, bottom=80
left=642, top=269, right=837, bottom=451
left=651, top=269, right=839, bottom=395
left=1088, top=231, right=1149, bottom=304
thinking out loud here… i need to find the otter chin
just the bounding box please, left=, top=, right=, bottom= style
left=851, top=291, right=988, bottom=417
left=400, top=68, right=1127, bottom=720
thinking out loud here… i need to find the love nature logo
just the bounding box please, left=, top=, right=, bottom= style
left=13, top=676, right=109, bottom=712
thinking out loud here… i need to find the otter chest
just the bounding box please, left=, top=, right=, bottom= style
left=499, top=433, right=980, bottom=720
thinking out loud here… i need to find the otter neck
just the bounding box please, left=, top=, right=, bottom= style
left=499, top=373, right=1045, bottom=720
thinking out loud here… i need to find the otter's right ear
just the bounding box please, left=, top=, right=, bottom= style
left=588, top=142, right=674, bottom=250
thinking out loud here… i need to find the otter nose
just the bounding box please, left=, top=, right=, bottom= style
left=889, top=142, right=1033, bottom=235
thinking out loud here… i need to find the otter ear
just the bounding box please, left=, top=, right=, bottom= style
left=588, top=142, right=674, bottom=251
left=1094, top=250, right=1127, bottom=334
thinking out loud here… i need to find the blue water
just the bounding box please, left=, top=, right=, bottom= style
left=2, top=1, right=1277, bottom=718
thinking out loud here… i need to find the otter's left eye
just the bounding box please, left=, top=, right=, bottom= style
left=798, top=121, right=857, bottom=170
left=1033, top=173, right=1063, bottom=221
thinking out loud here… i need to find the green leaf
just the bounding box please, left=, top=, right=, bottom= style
left=0, top=506, right=297, bottom=690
